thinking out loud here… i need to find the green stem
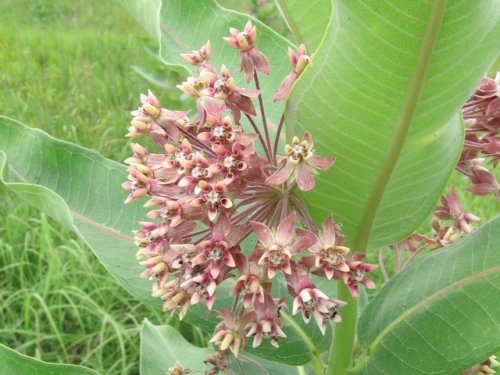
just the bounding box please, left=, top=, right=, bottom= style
left=326, top=283, right=357, bottom=375
left=325, top=2, right=447, bottom=373
left=280, top=311, right=325, bottom=375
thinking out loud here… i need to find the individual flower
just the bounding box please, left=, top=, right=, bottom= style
left=433, top=188, right=480, bottom=233
left=286, top=267, right=346, bottom=334
left=469, top=164, right=499, bottom=199
left=192, top=214, right=241, bottom=278
left=246, top=293, right=286, bottom=348
left=209, top=310, right=254, bottom=357
left=273, top=44, right=311, bottom=101
left=231, top=251, right=269, bottom=308
left=309, top=214, right=350, bottom=279
left=213, top=65, right=259, bottom=123
left=167, top=363, right=191, bottom=375
left=181, top=40, right=211, bottom=68
left=267, top=132, right=335, bottom=191
left=250, top=212, right=316, bottom=278
left=190, top=181, right=234, bottom=222
left=223, top=21, right=270, bottom=82
left=343, top=252, right=377, bottom=299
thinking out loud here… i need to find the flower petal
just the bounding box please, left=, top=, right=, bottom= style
left=276, top=212, right=296, bottom=246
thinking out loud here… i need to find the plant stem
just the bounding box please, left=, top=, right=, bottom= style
left=274, top=113, right=285, bottom=158
left=254, top=72, right=273, bottom=163
left=244, top=113, right=273, bottom=162
left=326, top=282, right=357, bottom=375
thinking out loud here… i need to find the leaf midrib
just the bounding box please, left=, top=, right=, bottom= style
left=5, top=156, right=133, bottom=243
left=366, top=265, right=500, bottom=355
left=353, top=0, right=447, bottom=250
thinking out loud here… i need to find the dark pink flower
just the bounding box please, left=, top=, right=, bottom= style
left=469, top=164, right=499, bottom=199
left=286, top=267, right=345, bottom=334
left=251, top=212, right=316, bottom=278
left=246, top=294, right=286, bottom=348
left=343, top=252, right=377, bottom=299
left=433, top=188, right=480, bottom=233
left=223, top=21, right=270, bottom=82
left=309, top=214, right=350, bottom=279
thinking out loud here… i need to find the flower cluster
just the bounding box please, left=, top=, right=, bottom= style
left=460, top=73, right=499, bottom=200
left=123, top=21, right=376, bottom=370
left=379, top=187, right=480, bottom=281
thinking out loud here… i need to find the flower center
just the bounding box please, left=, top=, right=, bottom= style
left=191, top=166, right=205, bottom=179
left=208, top=245, right=223, bottom=261
left=175, top=151, right=186, bottom=163
left=224, top=156, right=237, bottom=170
left=212, top=126, right=226, bottom=140
left=353, top=270, right=365, bottom=282
left=206, top=190, right=221, bottom=206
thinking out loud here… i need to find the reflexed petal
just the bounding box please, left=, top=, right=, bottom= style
left=250, top=221, right=274, bottom=248
left=290, top=228, right=317, bottom=253
left=308, top=155, right=335, bottom=170
left=276, top=212, right=296, bottom=246
left=322, top=214, right=336, bottom=244
left=296, top=164, right=315, bottom=191
left=266, top=160, right=295, bottom=185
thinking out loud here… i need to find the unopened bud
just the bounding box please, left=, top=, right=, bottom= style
left=295, top=55, right=310, bottom=74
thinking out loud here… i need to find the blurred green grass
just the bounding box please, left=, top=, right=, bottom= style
left=0, top=0, right=498, bottom=374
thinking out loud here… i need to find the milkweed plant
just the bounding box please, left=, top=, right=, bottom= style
left=0, top=1, right=499, bottom=375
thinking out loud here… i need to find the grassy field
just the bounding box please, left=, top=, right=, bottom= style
left=0, top=1, right=498, bottom=375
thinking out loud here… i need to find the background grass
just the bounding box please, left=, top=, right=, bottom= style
left=0, top=1, right=498, bottom=374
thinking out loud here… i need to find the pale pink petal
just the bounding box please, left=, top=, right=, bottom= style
left=276, top=212, right=296, bottom=246
left=266, top=160, right=294, bottom=185
left=250, top=221, right=274, bottom=248
left=322, top=214, right=336, bottom=244
left=290, top=228, right=317, bottom=253
left=308, top=155, right=335, bottom=170
left=273, top=72, right=297, bottom=102
left=296, top=164, right=315, bottom=191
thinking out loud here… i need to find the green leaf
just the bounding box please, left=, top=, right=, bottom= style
left=286, top=0, right=500, bottom=249
left=140, top=320, right=298, bottom=375
left=0, top=117, right=328, bottom=365
left=357, top=216, right=500, bottom=374
left=0, top=343, right=101, bottom=375
left=275, top=0, right=332, bottom=50
left=140, top=320, right=212, bottom=374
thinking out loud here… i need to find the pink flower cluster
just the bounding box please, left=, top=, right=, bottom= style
left=460, top=73, right=499, bottom=199
left=123, top=21, right=377, bottom=362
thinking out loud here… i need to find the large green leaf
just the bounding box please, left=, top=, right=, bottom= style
left=0, top=343, right=101, bottom=375
left=140, top=320, right=212, bottom=375
left=286, top=0, right=500, bottom=249
left=275, top=0, right=332, bottom=51
left=141, top=320, right=298, bottom=375
left=357, top=216, right=500, bottom=374
left=0, top=117, right=330, bottom=365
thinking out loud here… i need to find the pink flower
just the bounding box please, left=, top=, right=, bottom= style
left=433, top=188, right=480, bottom=233
left=343, top=252, right=377, bottom=299
left=266, top=133, right=335, bottom=191
left=223, top=21, right=270, bottom=82
left=309, top=214, right=350, bottom=279
left=210, top=310, right=254, bottom=357
left=250, top=212, right=316, bottom=278
left=286, top=267, right=346, bottom=334
left=192, top=214, right=241, bottom=278
left=246, top=294, right=286, bottom=348
left=469, top=164, right=499, bottom=199
left=273, top=44, right=311, bottom=102
left=190, top=181, right=234, bottom=222
left=181, top=40, right=211, bottom=68
left=213, top=65, right=259, bottom=123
